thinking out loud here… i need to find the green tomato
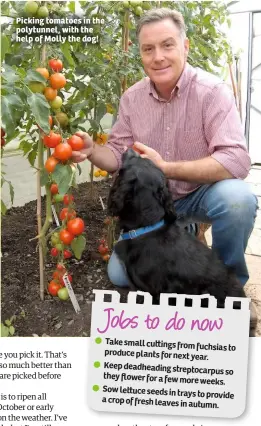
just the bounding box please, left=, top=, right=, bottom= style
left=58, top=287, right=69, bottom=301
left=134, top=6, right=143, bottom=16
left=55, top=243, right=63, bottom=251
left=24, top=1, right=39, bottom=17
left=142, top=2, right=151, bottom=10
left=53, top=194, right=64, bottom=203
left=130, top=0, right=142, bottom=6
left=29, top=82, right=45, bottom=93
left=37, top=6, right=49, bottom=18
left=123, top=1, right=130, bottom=8
left=55, top=112, right=69, bottom=128
left=51, top=232, right=60, bottom=246
left=50, top=96, right=63, bottom=110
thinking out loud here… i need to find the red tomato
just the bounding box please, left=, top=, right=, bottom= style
left=67, top=135, right=84, bottom=151
left=59, top=229, right=75, bottom=244
left=48, top=59, right=63, bottom=72
left=63, top=194, right=74, bottom=205
left=98, top=244, right=109, bottom=255
left=48, top=280, right=62, bottom=296
left=43, top=131, right=62, bottom=148
left=50, top=183, right=59, bottom=194
left=67, top=218, right=85, bottom=235
left=59, top=273, right=73, bottom=286
left=1, top=128, right=6, bottom=137
left=50, top=247, right=59, bottom=257
left=53, top=143, right=72, bottom=161
left=45, top=156, right=59, bottom=173
left=59, top=208, right=76, bottom=221
left=102, top=254, right=110, bottom=262
left=63, top=250, right=72, bottom=259
left=50, top=73, right=66, bottom=90
left=52, top=270, right=62, bottom=280
left=56, top=263, right=66, bottom=272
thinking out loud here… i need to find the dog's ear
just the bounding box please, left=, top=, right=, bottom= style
left=107, top=184, right=124, bottom=216
left=157, top=185, right=177, bottom=224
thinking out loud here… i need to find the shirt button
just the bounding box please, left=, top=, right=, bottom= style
left=166, top=127, right=170, bottom=131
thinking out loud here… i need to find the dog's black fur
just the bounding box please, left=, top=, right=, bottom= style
left=108, top=149, right=245, bottom=307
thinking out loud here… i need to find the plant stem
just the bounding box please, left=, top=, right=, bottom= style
left=37, top=44, right=47, bottom=301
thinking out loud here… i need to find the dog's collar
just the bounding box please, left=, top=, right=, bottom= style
left=120, top=220, right=165, bottom=240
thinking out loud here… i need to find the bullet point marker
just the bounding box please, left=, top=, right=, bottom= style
left=95, top=337, right=102, bottom=344
left=94, top=361, right=100, bottom=368
left=93, top=385, right=99, bottom=392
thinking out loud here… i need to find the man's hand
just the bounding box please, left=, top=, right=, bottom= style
left=133, top=142, right=166, bottom=172
left=71, top=132, right=94, bottom=163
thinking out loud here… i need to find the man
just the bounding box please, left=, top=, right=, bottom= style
left=72, top=8, right=257, bottom=288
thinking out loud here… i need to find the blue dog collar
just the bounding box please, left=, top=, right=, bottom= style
left=120, top=219, right=165, bottom=240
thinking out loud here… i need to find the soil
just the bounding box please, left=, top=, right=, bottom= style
left=1, top=180, right=129, bottom=337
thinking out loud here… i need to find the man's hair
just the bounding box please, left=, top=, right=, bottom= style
left=136, top=8, right=186, bottom=40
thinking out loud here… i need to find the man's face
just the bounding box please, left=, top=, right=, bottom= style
left=139, top=18, right=189, bottom=88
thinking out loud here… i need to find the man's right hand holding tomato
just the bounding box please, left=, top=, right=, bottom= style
left=71, top=131, right=118, bottom=173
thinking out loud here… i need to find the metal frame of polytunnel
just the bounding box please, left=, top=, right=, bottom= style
left=230, top=8, right=261, bottom=156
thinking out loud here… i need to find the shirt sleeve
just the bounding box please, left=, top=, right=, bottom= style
left=204, top=83, right=251, bottom=179
left=106, top=91, right=134, bottom=169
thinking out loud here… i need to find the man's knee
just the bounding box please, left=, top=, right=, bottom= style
left=107, top=252, right=130, bottom=288
left=211, top=180, right=258, bottom=222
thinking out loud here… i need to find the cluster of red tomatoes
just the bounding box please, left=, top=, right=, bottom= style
left=48, top=191, right=85, bottom=300
left=44, top=133, right=84, bottom=172
left=48, top=264, right=72, bottom=301
left=97, top=217, right=112, bottom=262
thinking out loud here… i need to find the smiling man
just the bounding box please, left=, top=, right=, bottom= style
left=72, top=8, right=257, bottom=288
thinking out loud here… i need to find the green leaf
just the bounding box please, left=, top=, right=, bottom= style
left=28, top=150, right=37, bottom=167
left=1, top=34, right=10, bottom=62
left=2, top=64, right=19, bottom=84
left=24, top=70, right=47, bottom=84
left=40, top=169, right=50, bottom=187
left=1, top=94, right=24, bottom=138
left=96, top=103, right=107, bottom=123
left=7, top=181, right=14, bottom=205
left=1, top=200, right=7, bottom=215
left=1, top=323, right=9, bottom=337
left=71, top=235, right=86, bottom=260
left=9, top=326, right=15, bottom=336
left=5, top=319, right=11, bottom=327
left=68, top=1, right=76, bottom=12
left=61, top=41, right=75, bottom=67
left=52, top=164, right=73, bottom=196
left=77, top=164, right=82, bottom=176
left=26, top=92, right=50, bottom=134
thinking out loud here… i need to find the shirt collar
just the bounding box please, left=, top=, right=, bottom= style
left=148, top=62, right=192, bottom=100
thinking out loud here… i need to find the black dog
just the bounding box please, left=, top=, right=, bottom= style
left=108, top=149, right=245, bottom=307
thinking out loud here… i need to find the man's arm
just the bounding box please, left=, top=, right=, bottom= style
left=72, top=91, right=133, bottom=173
left=162, top=156, right=233, bottom=182
left=134, top=142, right=233, bottom=183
